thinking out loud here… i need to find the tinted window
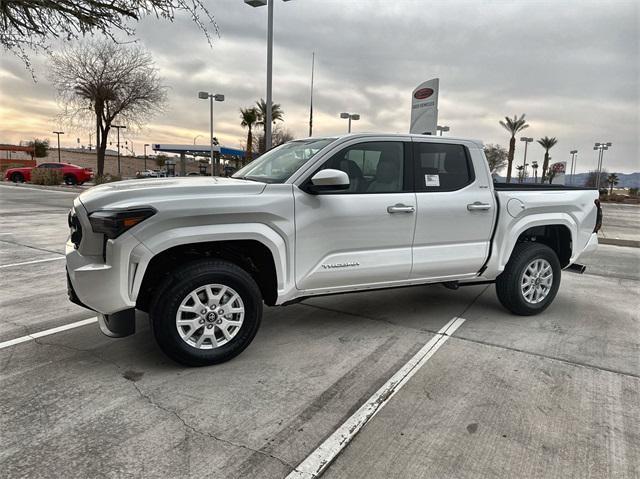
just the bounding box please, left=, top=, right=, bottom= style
left=317, top=142, right=405, bottom=193
left=414, top=143, right=473, bottom=191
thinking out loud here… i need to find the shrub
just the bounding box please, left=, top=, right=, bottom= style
left=30, top=169, right=63, bottom=185
left=629, top=187, right=639, bottom=197
left=94, top=174, right=122, bottom=185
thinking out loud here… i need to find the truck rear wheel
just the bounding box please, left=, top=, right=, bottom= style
left=496, top=242, right=561, bottom=316
left=150, top=259, right=262, bottom=366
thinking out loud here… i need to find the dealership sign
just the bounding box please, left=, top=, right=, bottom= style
left=410, top=78, right=439, bottom=135
left=549, top=161, right=567, bottom=185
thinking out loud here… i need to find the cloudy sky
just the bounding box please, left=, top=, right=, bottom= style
left=1, top=0, right=638, bottom=173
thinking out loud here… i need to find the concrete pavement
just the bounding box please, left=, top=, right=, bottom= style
left=0, top=184, right=638, bottom=478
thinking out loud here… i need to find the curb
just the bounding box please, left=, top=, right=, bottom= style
left=0, top=182, right=90, bottom=193
left=598, top=237, right=640, bottom=248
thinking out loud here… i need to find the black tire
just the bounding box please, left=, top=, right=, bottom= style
left=495, top=242, right=561, bottom=316
left=11, top=172, right=24, bottom=183
left=150, top=259, right=263, bottom=366
left=64, top=175, right=77, bottom=185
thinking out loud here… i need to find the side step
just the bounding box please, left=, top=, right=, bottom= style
left=566, top=263, right=586, bottom=274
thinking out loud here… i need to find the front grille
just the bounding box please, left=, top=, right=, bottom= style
left=68, top=210, right=83, bottom=248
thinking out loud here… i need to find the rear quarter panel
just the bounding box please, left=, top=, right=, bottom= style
left=481, top=188, right=598, bottom=279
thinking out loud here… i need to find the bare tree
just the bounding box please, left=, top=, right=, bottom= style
left=483, top=144, right=508, bottom=174
left=585, top=169, right=609, bottom=188
left=1, top=0, right=217, bottom=74
left=49, top=40, right=167, bottom=175
left=253, top=125, right=293, bottom=154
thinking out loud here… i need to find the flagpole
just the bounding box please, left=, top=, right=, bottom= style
left=309, top=52, right=315, bottom=137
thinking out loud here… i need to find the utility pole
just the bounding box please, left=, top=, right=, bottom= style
left=144, top=144, right=149, bottom=170
left=52, top=131, right=64, bottom=162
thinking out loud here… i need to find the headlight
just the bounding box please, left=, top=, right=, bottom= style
left=88, top=207, right=156, bottom=239
left=68, top=209, right=83, bottom=248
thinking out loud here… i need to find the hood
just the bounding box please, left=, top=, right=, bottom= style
left=77, top=176, right=266, bottom=212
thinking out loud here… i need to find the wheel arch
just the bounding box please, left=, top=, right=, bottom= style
left=135, top=234, right=284, bottom=311
left=504, top=219, right=574, bottom=269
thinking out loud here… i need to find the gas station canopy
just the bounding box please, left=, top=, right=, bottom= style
left=151, top=144, right=247, bottom=158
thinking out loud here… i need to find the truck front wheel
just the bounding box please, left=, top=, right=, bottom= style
left=150, top=259, right=263, bottom=366
left=496, top=242, right=561, bottom=316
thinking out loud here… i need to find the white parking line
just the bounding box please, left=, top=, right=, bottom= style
left=0, top=256, right=65, bottom=269
left=286, top=316, right=467, bottom=479
left=0, top=317, right=98, bottom=350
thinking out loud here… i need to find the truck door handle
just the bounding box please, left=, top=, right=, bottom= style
left=467, top=202, right=492, bottom=211
left=387, top=204, right=415, bottom=214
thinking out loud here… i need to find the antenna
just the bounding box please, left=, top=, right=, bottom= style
left=309, top=52, right=315, bottom=137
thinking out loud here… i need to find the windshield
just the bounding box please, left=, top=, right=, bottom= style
left=233, top=138, right=336, bottom=183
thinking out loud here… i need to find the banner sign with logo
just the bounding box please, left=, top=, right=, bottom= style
left=410, top=78, right=439, bottom=135
left=549, top=161, right=567, bottom=185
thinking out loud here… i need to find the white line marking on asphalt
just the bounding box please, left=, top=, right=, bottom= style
left=0, top=317, right=97, bottom=350
left=286, top=316, right=467, bottom=479
left=0, top=256, right=65, bottom=269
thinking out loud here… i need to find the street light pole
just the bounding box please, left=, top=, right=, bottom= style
left=593, top=142, right=612, bottom=189
left=437, top=125, right=450, bottom=136
left=245, top=0, right=293, bottom=150
left=112, top=125, right=126, bottom=175
left=144, top=143, right=149, bottom=170
left=198, top=91, right=225, bottom=176
left=569, top=150, right=578, bottom=184
left=520, top=137, right=533, bottom=182
left=52, top=131, right=64, bottom=162
left=340, top=112, right=360, bottom=133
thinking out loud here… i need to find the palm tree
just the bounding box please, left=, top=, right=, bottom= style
left=240, top=107, right=259, bottom=166
left=255, top=98, right=284, bottom=153
left=607, top=173, right=619, bottom=194
left=537, top=136, right=558, bottom=183
left=499, top=114, right=529, bottom=183
left=531, top=161, right=539, bottom=183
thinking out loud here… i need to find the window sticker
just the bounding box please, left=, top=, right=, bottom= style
left=425, top=174, right=440, bottom=187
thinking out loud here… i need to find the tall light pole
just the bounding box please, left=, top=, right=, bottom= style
left=593, top=142, right=612, bottom=189
left=245, top=0, right=293, bottom=150
left=520, top=137, right=533, bottom=182
left=437, top=125, right=450, bottom=136
left=52, top=131, right=64, bottom=162
left=340, top=112, right=360, bottom=133
left=112, top=125, right=126, bottom=175
left=144, top=143, right=149, bottom=171
left=569, top=150, right=578, bottom=184
left=198, top=91, right=225, bottom=176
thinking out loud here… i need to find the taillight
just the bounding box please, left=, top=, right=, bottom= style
left=593, top=199, right=603, bottom=233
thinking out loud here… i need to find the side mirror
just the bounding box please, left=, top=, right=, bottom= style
left=306, top=169, right=350, bottom=194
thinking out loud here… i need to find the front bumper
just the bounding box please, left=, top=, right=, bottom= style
left=65, top=234, right=141, bottom=315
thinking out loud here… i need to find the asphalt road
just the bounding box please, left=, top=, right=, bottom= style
left=1, top=183, right=638, bottom=479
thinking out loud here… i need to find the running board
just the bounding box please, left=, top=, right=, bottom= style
left=442, top=280, right=495, bottom=289
left=566, top=263, right=586, bottom=274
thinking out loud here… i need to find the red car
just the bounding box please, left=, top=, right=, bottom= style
left=4, top=162, right=93, bottom=185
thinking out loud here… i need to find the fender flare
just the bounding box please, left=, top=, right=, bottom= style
left=130, top=223, right=289, bottom=300
left=498, top=213, right=577, bottom=272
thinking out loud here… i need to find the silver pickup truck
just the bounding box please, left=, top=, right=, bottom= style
left=66, top=133, right=601, bottom=365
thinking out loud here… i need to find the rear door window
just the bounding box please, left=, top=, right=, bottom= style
left=413, top=142, right=474, bottom=191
